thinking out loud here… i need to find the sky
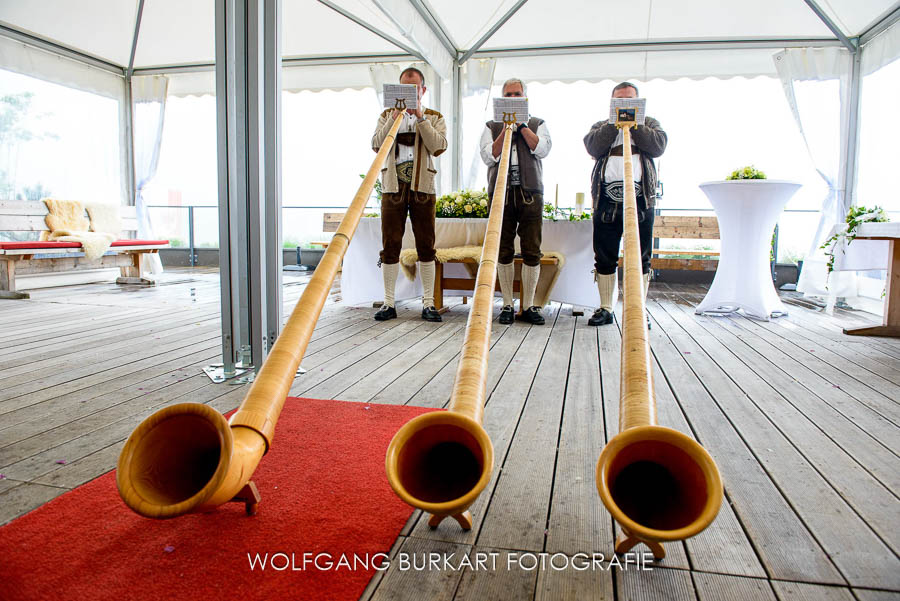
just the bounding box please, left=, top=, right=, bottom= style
left=1, top=58, right=897, bottom=262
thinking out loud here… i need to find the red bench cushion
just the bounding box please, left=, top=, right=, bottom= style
left=0, top=239, right=169, bottom=250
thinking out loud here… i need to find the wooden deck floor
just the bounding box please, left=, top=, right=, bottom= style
left=1, top=269, right=898, bottom=601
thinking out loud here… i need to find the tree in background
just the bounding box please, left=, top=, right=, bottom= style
left=0, top=92, right=56, bottom=199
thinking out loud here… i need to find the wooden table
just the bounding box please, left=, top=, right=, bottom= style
left=843, top=222, right=900, bottom=337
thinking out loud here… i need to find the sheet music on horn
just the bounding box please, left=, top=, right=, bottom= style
left=609, top=97, right=646, bottom=125
left=383, top=84, right=419, bottom=111
left=493, top=97, right=529, bottom=123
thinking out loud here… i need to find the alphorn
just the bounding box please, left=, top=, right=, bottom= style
left=116, top=109, right=407, bottom=519
left=595, top=122, right=723, bottom=558
left=384, top=118, right=517, bottom=530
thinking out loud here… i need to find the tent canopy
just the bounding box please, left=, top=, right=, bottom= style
left=1, top=0, right=896, bottom=77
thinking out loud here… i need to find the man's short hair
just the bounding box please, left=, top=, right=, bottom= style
left=400, top=67, right=426, bottom=88
left=612, top=81, right=639, bottom=96
left=501, top=77, right=527, bottom=96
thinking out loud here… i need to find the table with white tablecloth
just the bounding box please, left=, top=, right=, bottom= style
left=694, top=180, right=801, bottom=320
left=342, top=218, right=600, bottom=308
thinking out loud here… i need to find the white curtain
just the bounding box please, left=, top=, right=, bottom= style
left=461, top=58, right=496, bottom=191
left=861, top=19, right=900, bottom=76
left=132, top=74, right=168, bottom=274
left=774, top=47, right=857, bottom=301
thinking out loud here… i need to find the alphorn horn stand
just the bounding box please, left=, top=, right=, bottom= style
left=384, top=115, right=519, bottom=530
left=116, top=104, right=408, bottom=519
left=595, top=115, right=723, bottom=559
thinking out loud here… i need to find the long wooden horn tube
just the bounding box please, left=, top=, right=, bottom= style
left=595, top=125, right=723, bottom=558
left=384, top=121, right=516, bottom=530
left=116, top=112, right=407, bottom=519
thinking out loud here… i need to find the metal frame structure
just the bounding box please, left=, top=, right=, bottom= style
left=0, top=0, right=897, bottom=374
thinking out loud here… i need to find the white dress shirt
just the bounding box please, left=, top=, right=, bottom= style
left=479, top=121, right=552, bottom=167
left=603, top=128, right=642, bottom=183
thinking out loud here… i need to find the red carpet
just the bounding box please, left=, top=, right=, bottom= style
left=0, top=398, right=436, bottom=601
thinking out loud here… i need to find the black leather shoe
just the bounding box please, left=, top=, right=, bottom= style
left=588, top=308, right=614, bottom=326
left=374, top=305, right=397, bottom=321
left=499, top=305, right=514, bottom=324
left=422, top=306, right=442, bottom=322
left=517, top=306, right=545, bottom=325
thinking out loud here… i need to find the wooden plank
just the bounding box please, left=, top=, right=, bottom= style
left=534, top=555, right=614, bottom=601
left=13, top=254, right=135, bottom=275
left=852, top=590, right=900, bottom=601
left=656, top=301, right=900, bottom=559
left=651, top=300, right=900, bottom=587
left=731, top=318, right=900, bottom=424
left=640, top=304, right=845, bottom=584
left=0, top=482, right=66, bottom=526
left=770, top=581, right=856, bottom=601
left=452, top=547, right=538, bottom=601
left=545, top=324, right=612, bottom=556
left=617, top=565, right=698, bottom=601
left=0, top=215, right=47, bottom=231
left=368, top=536, right=468, bottom=601
left=338, top=319, right=464, bottom=402
left=0, top=200, right=49, bottom=215
left=692, top=573, right=776, bottom=601
left=323, top=212, right=345, bottom=233
left=650, top=258, right=718, bottom=271
left=476, top=311, right=576, bottom=552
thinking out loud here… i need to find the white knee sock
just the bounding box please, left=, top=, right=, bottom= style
left=643, top=271, right=651, bottom=301
left=382, top=262, right=399, bottom=308
left=521, top=264, right=540, bottom=309
left=596, top=271, right=618, bottom=311
left=420, top=260, right=436, bottom=308
left=497, top=262, right=514, bottom=307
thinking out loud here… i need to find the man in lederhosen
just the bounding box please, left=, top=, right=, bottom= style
left=479, top=78, right=552, bottom=325
left=372, top=67, right=448, bottom=322
left=584, top=82, right=667, bottom=326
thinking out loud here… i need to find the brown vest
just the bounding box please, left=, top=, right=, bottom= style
left=486, top=116, right=545, bottom=199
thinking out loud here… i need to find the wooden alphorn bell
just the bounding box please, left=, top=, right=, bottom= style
left=116, top=107, right=407, bottom=519
left=594, top=122, right=723, bottom=558
left=384, top=116, right=518, bottom=530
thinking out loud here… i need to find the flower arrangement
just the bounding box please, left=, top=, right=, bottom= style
left=821, top=205, right=890, bottom=275
left=435, top=189, right=489, bottom=218
left=543, top=203, right=592, bottom=221
left=726, top=165, right=767, bottom=180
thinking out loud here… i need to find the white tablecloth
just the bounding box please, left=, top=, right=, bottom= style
left=694, top=180, right=801, bottom=320
left=342, top=218, right=600, bottom=307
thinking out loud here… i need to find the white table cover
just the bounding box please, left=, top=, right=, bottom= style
left=695, top=180, right=801, bottom=320
left=342, top=218, right=601, bottom=308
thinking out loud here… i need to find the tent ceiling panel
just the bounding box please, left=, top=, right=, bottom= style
left=133, top=0, right=214, bottom=68
left=482, top=0, right=837, bottom=50
left=426, top=0, right=518, bottom=50
left=492, top=47, right=781, bottom=84
left=814, top=0, right=897, bottom=37
left=0, top=0, right=138, bottom=67
left=287, top=0, right=410, bottom=57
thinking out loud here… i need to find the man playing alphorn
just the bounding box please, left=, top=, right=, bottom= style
left=584, top=82, right=667, bottom=326
left=479, top=78, right=552, bottom=325
left=372, top=67, right=448, bottom=322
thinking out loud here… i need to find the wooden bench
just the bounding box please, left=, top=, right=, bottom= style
left=435, top=255, right=560, bottom=312
left=0, top=200, right=169, bottom=299
left=617, top=215, right=721, bottom=272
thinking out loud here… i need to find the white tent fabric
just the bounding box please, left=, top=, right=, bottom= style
left=3, top=0, right=896, bottom=71
left=0, top=34, right=123, bottom=99
left=862, top=18, right=900, bottom=75
left=132, top=75, right=168, bottom=274
left=774, top=47, right=857, bottom=301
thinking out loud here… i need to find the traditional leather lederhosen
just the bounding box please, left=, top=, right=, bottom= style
left=592, top=147, right=655, bottom=275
